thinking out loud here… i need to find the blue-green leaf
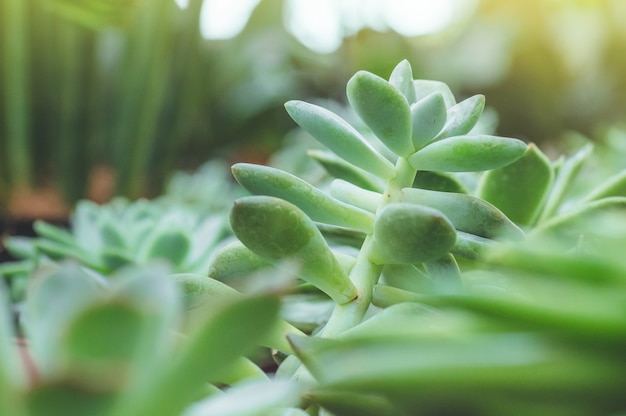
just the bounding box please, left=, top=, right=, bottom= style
left=347, top=71, right=413, bottom=157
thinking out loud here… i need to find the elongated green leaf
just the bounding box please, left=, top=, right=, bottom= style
left=538, top=144, right=593, bottom=222
left=388, top=59, right=417, bottom=104
left=533, top=197, right=626, bottom=242
left=434, top=95, right=485, bottom=140
left=24, top=381, right=116, bottom=416
left=347, top=71, right=413, bottom=157
left=409, top=135, right=527, bottom=172
left=477, top=143, right=554, bottom=226
left=368, top=203, right=456, bottom=265
left=114, top=295, right=281, bottom=416
left=400, top=188, right=524, bottom=241
left=172, top=273, right=239, bottom=309
left=582, top=169, right=626, bottom=202
left=230, top=196, right=357, bottom=304
left=412, top=170, right=468, bottom=194
left=289, top=333, right=622, bottom=414
left=307, top=149, right=385, bottom=192
left=232, top=164, right=374, bottom=232
left=183, top=379, right=304, bottom=416
left=329, top=179, right=381, bottom=213
left=413, top=80, right=456, bottom=107
left=57, top=301, right=148, bottom=388
left=284, top=101, right=395, bottom=179
left=207, top=241, right=270, bottom=282
left=380, top=264, right=432, bottom=294
left=25, top=264, right=101, bottom=375
left=310, top=390, right=397, bottom=416
left=141, top=230, right=190, bottom=266
left=0, top=282, right=25, bottom=415
left=33, top=221, right=75, bottom=247
left=411, top=92, right=447, bottom=149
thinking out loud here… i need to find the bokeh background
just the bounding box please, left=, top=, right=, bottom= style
left=1, top=0, right=625, bottom=217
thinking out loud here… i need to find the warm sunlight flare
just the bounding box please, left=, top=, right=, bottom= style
left=198, top=0, right=471, bottom=52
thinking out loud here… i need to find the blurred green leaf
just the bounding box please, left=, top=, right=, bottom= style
left=478, top=143, right=554, bottom=226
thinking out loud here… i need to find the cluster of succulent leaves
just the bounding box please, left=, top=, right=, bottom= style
left=2, top=60, right=626, bottom=415
left=211, top=60, right=626, bottom=415
left=0, top=160, right=242, bottom=303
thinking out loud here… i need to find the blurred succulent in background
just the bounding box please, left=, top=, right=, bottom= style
left=0, top=261, right=307, bottom=416
left=0, top=160, right=242, bottom=304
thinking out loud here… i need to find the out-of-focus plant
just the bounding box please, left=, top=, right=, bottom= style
left=0, top=159, right=242, bottom=304
left=0, top=261, right=306, bottom=416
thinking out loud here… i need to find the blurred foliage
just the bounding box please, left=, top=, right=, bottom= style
left=1, top=0, right=626, bottom=211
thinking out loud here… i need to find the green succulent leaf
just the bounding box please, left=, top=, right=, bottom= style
left=412, top=171, right=468, bottom=194
left=400, top=188, right=524, bottom=241
left=477, top=143, right=554, bottom=227
left=33, top=221, right=75, bottom=247
left=142, top=230, right=190, bottom=266
left=172, top=273, right=239, bottom=309
left=388, top=59, right=417, bottom=104
left=413, top=80, right=456, bottom=107
left=434, top=94, right=486, bottom=140
left=112, top=294, right=281, bottom=416
left=207, top=241, right=270, bottom=282
left=368, top=203, right=457, bottom=265
left=538, top=143, right=593, bottom=222
left=347, top=70, right=414, bottom=157
left=182, top=379, right=304, bottom=416
left=232, top=163, right=374, bottom=232
left=24, top=264, right=103, bottom=377
left=533, top=197, right=626, bottom=242
left=582, top=169, right=626, bottom=202
left=307, top=149, right=385, bottom=192
left=24, top=381, right=115, bottom=416
left=408, top=135, right=527, bottom=172
left=57, top=301, right=148, bottom=387
left=289, top=332, right=619, bottom=414
left=284, top=101, right=395, bottom=180
left=411, top=92, right=447, bottom=149
left=330, top=179, right=381, bottom=213
left=230, top=196, right=358, bottom=304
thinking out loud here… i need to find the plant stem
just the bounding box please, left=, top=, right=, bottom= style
left=321, top=157, right=417, bottom=337
left=3, top=0, right=32, bottom=187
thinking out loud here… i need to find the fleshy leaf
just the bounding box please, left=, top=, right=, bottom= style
left=413, top=80, right=456, bottom=107
left=232, top=163, right=374, bottom=233
left=142, top=230, right=190, bottom=266
left=477, top=143, right=554, bottom=226
left=400, top=187, right=524, bottom=241
left=434, top=94, right=485, bottom=140
left=368, top=203, right=456, bottom=265
left=284, top=101, right=395, bottom=179
left=112, top=294, right=281, bottom=416
left=410, top=92, right=447, bottom=149
left=412, top=170, right=468, bottom=193
left=182, top=379, right=304, bottom=416
left=388, top=59, right=417, bottom=104
left=582, top=169, right=626, bottom=202
left=25, top=263, right=102, bottom=375
left=207, top=241, right=270, bottom=282
left=230, top=196, right=358, bottom=304
left=408, top=135, right=527, bottom=172
left=347, top=70, right=413, bottom=157
left=307, top=149, right=385, bottom=192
